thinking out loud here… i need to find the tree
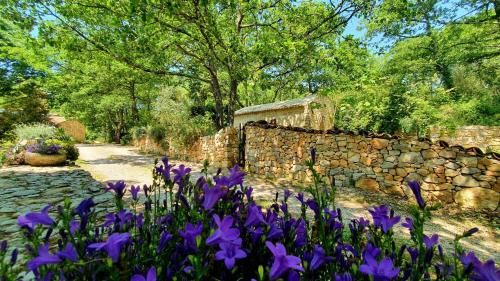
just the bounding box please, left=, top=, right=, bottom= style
left=28, top=0, right=371, bottom=129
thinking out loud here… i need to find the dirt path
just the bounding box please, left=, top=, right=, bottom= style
left=77, top=144, right=499, bottom=262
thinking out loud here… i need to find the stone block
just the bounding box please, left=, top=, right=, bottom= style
left=399, top=152, right=423, bottom=164
left=438, top=150, right=456, bottom=159
left=421, top=150, right=438, bottom=159
left=424, top=174, right=445, bottom=184
left=487, top=163, right=500, bottom=172
left=371, top=138, right=390, bottom=149
left=454, top=187, right=499, bottom=210
left=453, top=175, right=480, bottom=187
left=355, top=178, right=380, bottom=192
left=457, top=157, right=478, bottom=168
left=461, top=167, right=481, bottom=175
left=445, top=169, right=460, bottom=177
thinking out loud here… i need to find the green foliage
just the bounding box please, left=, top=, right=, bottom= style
left=131, top=126, right=147, bottom=141
left=147, top=125, right=166, bottom=144
left=14, top=123, right=56, bottom=140
left=45, top=139, right=79, bottom=161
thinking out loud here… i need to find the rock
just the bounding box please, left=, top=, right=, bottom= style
left=457, top=157, right=478, bottom=168
left=421, top=150, right=438, bottom=159
left=355, top=178, right=380, bottom=192
left=487, top=163, right=500, bottom=172
left=424, top=174, right=445, bottom=183
left=399, top=152, right=423, bottom=164
left=348, top=153, right=360, bottom=163
left=461, top=167, right=481, bottom=175
left=445, top=162, right=460, bottom=169
left=473, top=175, right=496, bottom=182
left=445, top=169, right=460, bottom=177
left=396, top=168, right=408, bottom=177
left=453, top=175, right=480, bottom=187
left=424, top=190, right=454, bottom=203
left=371, top=138, right=390, bottom=149
left=454, top=187, right=499, bottom=210
left=438, top=150, right=456, bottom=159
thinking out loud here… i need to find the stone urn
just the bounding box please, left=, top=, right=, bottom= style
left=24, top=152, right=67, bottom=166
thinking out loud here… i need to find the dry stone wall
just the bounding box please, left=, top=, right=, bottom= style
left=244, top=124, right=500, bottom=210
left=135, top=127, right=239, bottom=168
left=429, top=126, right=500, bottom=153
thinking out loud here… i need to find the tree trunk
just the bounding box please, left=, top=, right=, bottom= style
left=129, top=81, right=139, bottom=123
left=208, top=68, right=225, bottom=130
left=227, top=79, right=238, bottom=126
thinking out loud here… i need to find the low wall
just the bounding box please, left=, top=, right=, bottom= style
left=135, top=127, right=239, bottom=168
left=244, top=123, right=500, bottom=210
left=429, top=126, right=500, bottom=153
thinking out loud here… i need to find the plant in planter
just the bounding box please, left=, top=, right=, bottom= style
left=24, top=141, right=67, bottom=166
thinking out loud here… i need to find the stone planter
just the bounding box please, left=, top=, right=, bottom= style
left=24, top=152, right=67, bottom=166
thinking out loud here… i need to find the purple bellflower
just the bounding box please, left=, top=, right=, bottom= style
left=157, top=231, right=173, bottom=253
left=107, top=181, right=127, bottom=198
left=310, top=245, right=333, bottom=270
left=359, top=252, right=400, bottom=281
left=368, top=205, right=400, bottom=233
left=18, top=205, right=54, bottom=231
left=244, top=204, right=266, bottom=227
left=335, top=273, right=353, bottom=281
left=179, top=222, right=203, bottom=251
left=172, top=164, right=191, bottom=185
left=88, top=232, right=131, bottom=262
left=130, top=185, right=140, bottom=200
left=27, top=244, right=61, bottom=271
left=408, top=181, right=425, bottom=209
left=57, top=243, right=78, bottom=262
left=470, top=260, right=500, bottom=281
left=202, top=184, right=224, bottom=210
left=131, top=266, right=157, bottom=281
left=215, top=239, right=247, bottom=269
left=266, top=241, right=304, bottom=280
left=74, top=198, right=95, bottom=217
left=423, top=234, right=439, bottom=249
left=206, top=215, right=240, bottom=246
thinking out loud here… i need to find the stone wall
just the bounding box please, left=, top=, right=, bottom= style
left=244, top=123, right=500, bottom=210
left=135, top=127, right=239, bottom=168
left=429, top=126, right=500, bottom=153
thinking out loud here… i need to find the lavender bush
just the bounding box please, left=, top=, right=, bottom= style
left=0, top=152, right=498, bottom=281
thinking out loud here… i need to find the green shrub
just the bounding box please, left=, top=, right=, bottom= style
left=131, top=126, right=147, bottom=141
left=45, top=139, right=79, bottom=161
left=14, top=123, right=56, bottom=140
left=147, top=125, right=166, bottom=143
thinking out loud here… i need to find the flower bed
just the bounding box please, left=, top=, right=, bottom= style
left=24, top=151, right=67, bottom=166
left=0, top=152, right=498, bottom=281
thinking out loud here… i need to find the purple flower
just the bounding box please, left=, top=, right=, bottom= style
left=310, top=148, right=317, bottom=164
left=245, top=204, right=266, bottom=227
left=310, top=245, right=333, bottom=270
left=130, top=185, right=140, bottom=200
left=202, top=184, right=224, bottom=210
left=368, top=205, right=400, bottom=233
left=470, top=260, right=500, bottom=281
left=364, top=244, right=381, bottom=260
left=157, top=231, right=173, bottom=253
left=461, top=252, right=480, bottom=268
left=107, top=181, right=127, bottom=198
left=401, top=218, right=413, bottom=231
left=57, top=243, right=78, bottom=262
left=463, top=227, right=479, bottom=237
left=267, top=223, right=284, bottom=240
left=179, top=222, right=203, bottom=251
left=245, top=187, right=253, bottom=201
left=215, top=239, right=247, bottom=269
left=131, top=266, right=156, bottom=281
left=172, top=164, right=191, bottom=185
left=266, top=241, right=304, bottom=280
left=335, top=273, right=353, bottom=281
left=135, top=213, right=144, bottom=228
left=359, top=253, right=400, bottom=281
left=284, top=189, right=292, bottom=201
left=294, top=219, right=307, bottom=248
left=407, top=247, right=418, bottom=263
left=249, top=226, right=264, bottom=243
left=227, top=165, right=245, bottom=186
left=74, top=198, right=95, bottom=217
left=306, top=199, right=319, bottom=217
left=18, top=205, right=54, bottom=230
left=423, top=234, right=439, bottom=249
left=206, top=215, right=240, bottom=246
left=27, top=244, right=61, bottom=271
left=88, top=232, right=131, bottom=262
left=408, top=181, right=425, bottom=209
left=295, top=192, right=305, bottom=205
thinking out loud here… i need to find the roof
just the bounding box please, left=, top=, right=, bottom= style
left=48, top=113, right=67, bottom=125
left=235, top=95, right=319, bottom=116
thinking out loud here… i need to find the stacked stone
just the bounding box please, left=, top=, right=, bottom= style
left=429, top=125, right=500, bottom=153
left=244, top=125, right=500, bottom=210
